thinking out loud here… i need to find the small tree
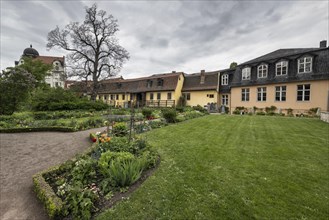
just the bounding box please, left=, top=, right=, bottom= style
left=47, top=3, right=129, bottom=101
left=230, top=62, right=238, bottom=69
left=0, top=68, right=35, bottom=115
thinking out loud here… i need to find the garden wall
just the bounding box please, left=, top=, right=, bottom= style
left=320, top=112, right=329, bottom=123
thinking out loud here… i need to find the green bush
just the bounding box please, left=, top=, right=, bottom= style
left=184, top=111, right=204, bottom=120
left=112, top=122, right=128, bottom=137
left=161, top=108, right=177, bottom=123
left=98, top=151, right=135, bottom=176
left=148, top=120, right=168, bottom=129
left=71, top=157, right=97, bottom=185
left=192, top=105, right=207, bottom=113
left=142, top=108, right=153, bottom=119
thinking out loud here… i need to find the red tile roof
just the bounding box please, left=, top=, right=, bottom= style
left=34, top=56, right=64, bottom=65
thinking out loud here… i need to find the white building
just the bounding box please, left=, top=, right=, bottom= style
left=15, top=45, right=65, bottom=88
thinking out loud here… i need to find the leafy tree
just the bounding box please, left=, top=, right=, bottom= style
left=0, top=68, right=35, bottom=115
left=18, top=56, right=52, bottom=87
left=47, top=3, right=129, bottom=101
left=230, top=62, right=238, bottom=69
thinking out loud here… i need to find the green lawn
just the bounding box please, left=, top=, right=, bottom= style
left=97, top=115, right=329, bottom=220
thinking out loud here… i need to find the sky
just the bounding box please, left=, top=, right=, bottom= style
left=1, top=0, right=328, bottom=79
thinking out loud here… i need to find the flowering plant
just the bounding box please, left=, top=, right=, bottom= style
left=98, top=133, right=111, bottom=143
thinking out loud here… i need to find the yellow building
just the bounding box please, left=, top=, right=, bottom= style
left=96, top=71, right=185, bottom=108
left=228, top=41, right=329, bottom=114
left=181, top=70, right=219, bottom=110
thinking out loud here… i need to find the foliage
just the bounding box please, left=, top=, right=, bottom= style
left=33, top=166, right=64, bottom=219
left=0, top=68, right=35, bottom=115
left=32, top=87, right=108, bottom=111
left=229, top=61, right=238, bottom=69
left=71, top=157, right=97, bottom=185
left=112, top=122, right=128, bottom=137
left=176, top=96, right=187, bottom=108
left=148, top=120, right=168, bottom=129
left=265, top=105, right=277, bottom=114
left=47, top=3, right=129, bottom=100
left=308, top=107, right=319, bottom=116
left=142, top=108, right=153, bottom=119
left=161, top=108, right=177, bottom=123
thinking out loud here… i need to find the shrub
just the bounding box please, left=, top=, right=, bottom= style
left=142, top=108, right=153, bottom=119
left=71, top=157, right=97, bottom=185
left=148, top=120, right=167, bottom=129
left=161, top=108, right=177, bottom=123
left=112, top=122, right=128, bottom=137
left=308, top=107, right=319, bottom=116
left=98, top=151, right=135, bottom=176
left=184, top=111, right=204, bottom=120
left=192, top=105, right=207, bottom=113
left=256, top=112, right=266, bottom=116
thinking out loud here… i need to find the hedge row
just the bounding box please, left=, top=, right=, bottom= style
left=33, top=166, right=64, bottom=219
left=0, top=126, right=76, bottom=133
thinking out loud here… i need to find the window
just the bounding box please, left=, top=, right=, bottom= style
left=167, top=92, right=172, bottom=100
left=298, top=57, right=312, bottom=73
left=55, top=82, right=59, bottom=87
left=207, top=94, right=214, bottom=98
left=276, top=61, right=288, bottom=76
left=147, top=80, right=153, bottom=88
left=242, top=67, right=251, bottom=80
left=257, top=87, right=267, bottom=101
left=157, top=93, right=161, bottom=100
left=275, top=86, right=286, bottom=101
left=222, top=95, right=228, bottom=106
left=257, top=64, right=268, bottom=78
left=150, top=93, right=154, bottom=100
left=104, top=95, right=107, bottom=100
left=110, top=94, right=114, bottom=100
left=297, top=84, right=310, bottom=101
left=221, top=74, right=228, bottom=85
left=116, top=94, right=119, bottom=100
left=241, top=88, right=250, bottom=101
left=122, top=94, right=125, bottom=100
left=184, top=93, right=191, bottom=101
left=157, top=79, right=163, bottom=86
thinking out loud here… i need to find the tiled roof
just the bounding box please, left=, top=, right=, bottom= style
left=35, top=56, right=65, bottom=65
left=73, top=72, right=183, bottom=94
left=182, top=71, right=219, bottom=91
left=240, top=48, right=324, bottom=66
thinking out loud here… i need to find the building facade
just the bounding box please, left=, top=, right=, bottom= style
left=228, top=41, right=329, bottom=114
left=72, top=40, right=328, bottom=114
left=15, top=45, right=66, bottom=88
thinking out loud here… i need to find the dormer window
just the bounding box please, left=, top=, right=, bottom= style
left=298, top=57, right=312, bottom=73
left=242, top=67, right=251, bottom=80
left=276, top=61, right=288, bottom=76
left=117, top=83, right=122, bottom=89
left=257, top=64, right=268, bottom=78
left=221, top=74, right=228, bottom=85
left=157, top=78, right=164, bottom=86
left=147, top=80, right=153, bottom=88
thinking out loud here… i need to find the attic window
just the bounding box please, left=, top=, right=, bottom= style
left=147, top=80, right=153, bottom=88
left=157, top=79, right=164, bottom=86
left=298, top=57, right=312, bottom=73
left=242, top=67, right=251, bottom=80
left=257, top=64, right=268, bottom=78
left=276, top=61, right=288, bottom=76
left=117, top=83, right=122, bottom=88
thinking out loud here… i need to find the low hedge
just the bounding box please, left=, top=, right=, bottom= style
left=33, top=166, right=64, bottom=219
left=0, top=126, right=76, bottom=133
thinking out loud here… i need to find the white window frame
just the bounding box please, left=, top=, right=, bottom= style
left=275, top=86, right=286, bottom=101
left=276, top=61, right=288, bottom=76
left=257, top=87, right=267, bottom=101
left=221, top=74, right=228, bottom=85
left=222, top=94, right=228, bottom=106
left=298, top=57, right=312, bottom=73
left=297, top=84, right=310, bottom=101
left=242, top=67, right=251, bottom=80
left=241, top=88, right=250, bottom=101
left=257, top=64, right=268, bottom=78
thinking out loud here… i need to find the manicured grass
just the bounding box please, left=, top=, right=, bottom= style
left=96, top=115, right=329, bottom=220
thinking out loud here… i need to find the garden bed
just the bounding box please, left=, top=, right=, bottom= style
left=33, top=135, right=159, bottom=219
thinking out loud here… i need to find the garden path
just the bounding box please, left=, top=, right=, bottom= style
left=0, top=127, right=107, bottom=220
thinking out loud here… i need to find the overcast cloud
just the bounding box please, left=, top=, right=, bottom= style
left=1, top=0, right=328, bottom=78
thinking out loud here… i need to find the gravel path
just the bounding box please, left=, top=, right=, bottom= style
left=0, top=127, right=107, bottom=220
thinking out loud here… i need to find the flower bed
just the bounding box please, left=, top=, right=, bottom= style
left=33, top=136, right=159, bottom=219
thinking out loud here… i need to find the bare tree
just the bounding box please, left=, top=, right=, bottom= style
left=47, top=3, right=129, bottom=100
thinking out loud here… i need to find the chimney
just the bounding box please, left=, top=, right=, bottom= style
left=200, top=70, right=205, bottom=84
left=320, top=40, right=327, bottom=48
left=172, top=71, right=176, bottom=73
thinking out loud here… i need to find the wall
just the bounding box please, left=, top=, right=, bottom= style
left=173, top=73, right=185, bottom=104
left=184, top=90, right=218, bottom=107
left=320, top=112, right=329, bottom=123
left=230, top=80, right=329, bottom=113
